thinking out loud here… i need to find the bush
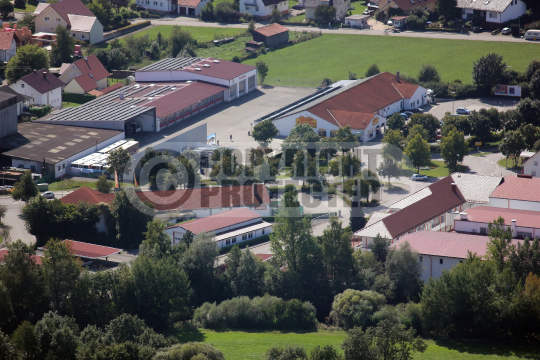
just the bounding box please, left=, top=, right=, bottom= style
left=154, top=342, right=225, bottom=360
left=62, top=92, right=96, bottom=104
left=511, top=23, right=519, bottom=37
left=193, top=295, right=317, bottom=330
left=232, top=55, right=241, bottom=63
left=29, top=105, right=51, bottom=118
left=330, top=289, right=386, bottom=330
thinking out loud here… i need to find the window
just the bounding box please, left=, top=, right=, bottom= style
left=417, top=99, right=419, bottom=105
left=242, top=234, right=247, bottom=240
left=232, top=238, right=236, bottom=243
left=533, top=171, right=537, bottom=177
left=460, top=260, right=463, bottom=263
left=489, top=12, right=497, bottom=18
left=226, top=239, right=230, bottom=245
left=56, top=18, right=61, bottom=22
left=439, top=258, right=443, bottom=264
left=81, top=34, right=85, bottom=39
left=72, top=33, right=76, bottom=37
left=255, top=6, right=259, bottom=10
left=440, top=214, right=445, bottom=224
left=509, top=87, right=515, bottom=94
left=21, top=83, right=24, bottom=88
left=153, top=1, right=157, bottom=5
left=462, top=9, right=465, bottom=15
left=160, top=2, right=163, bottom=5
left=419, top=256, right=423, bottom=262
left=249, top=232, right=253, bottom=239
left=535, top=161, right=538, bottom=166
left=480, top=227, right=487, bottom=234
left=62, top=163, right=65, bottom=169
left=58, top=166, right=61, bottom=171
left=45, top=17, right=49, bottom=21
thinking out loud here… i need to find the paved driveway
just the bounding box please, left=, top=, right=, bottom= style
left=0, top=197, right=35, bottom=246
left=428, top=97, right=519, bottom=119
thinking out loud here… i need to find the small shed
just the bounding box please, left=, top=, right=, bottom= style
left=345, top=14, right=370, bottom=28
left=252, top=23, right=290, bottom=48
left=391, top=16, right=407, bottom=28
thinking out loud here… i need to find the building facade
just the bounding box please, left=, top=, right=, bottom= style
left=0, top=93, right=18, bottom=139
left=242, top=0, right=289, bottom=19
left=0, top=32, right=17, bottom=63
left=457, top=0, right=527, bottom=27
left=9, top=69, right=64, bottom=107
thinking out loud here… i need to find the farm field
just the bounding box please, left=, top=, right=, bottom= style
left=173, top=329, right=540, bottom=360
left=244, top=34, right=540, bottom=84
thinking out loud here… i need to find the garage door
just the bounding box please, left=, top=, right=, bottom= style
left=229, top=84, right=236, bottom=100
left=248, top=75, right=255, bottom=91
left=239, top=79, right=245, bottom=96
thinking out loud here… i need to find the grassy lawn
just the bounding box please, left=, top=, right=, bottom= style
left=244, top=35, right=540, bottom=84
left=471, top=152, right=492, bottom=157
left=48, top=181, right=108, bottom=192
left=283, top=14, right=306, bottom=23
left=172, top=329, right=540, bottom=360
left=497, top=157, right=521, bottom=169
left=349, top=0, right=367, bottom=15
left=197, top=37, right=250, bottom=61
left=13, top=1, right=37, bottom=12
left=402, top=160, right=468, bottom=178
left=62, top=102, right=84, bottom=108
left=288, top=0, right=298, bottom=8
left=119, top=25, right=247, bottom=45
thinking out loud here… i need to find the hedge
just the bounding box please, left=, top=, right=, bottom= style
left=62, top=93, right=96, bottom=104
left=115, top=19, right=151, bottom=32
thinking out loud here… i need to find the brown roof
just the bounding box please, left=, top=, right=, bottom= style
left=70, top=55, right=111, bottom=93
left=174, top=0, right=202, bottom=7
left=0, top=249, right=43, bottom=265
left=182, top=58, right=256, bottom=81
left=62, top=240, right=122, bottom=259
left=18, top=69, right=65, bottom=94
left=60, top=186, right=116, bottom=205
left=390, top=16, right=408, bottom=20
left=307, top=72, right=419, bottom=127
left=327, top=110, right=376, bottom=130
left=261, top=0, right=282, bottom=5
left=45, top=0, right=95, bottom=25
left=167, top=207, right=262, bottom=234
left=253, top=23, right=289, bottom=37
left=392, top=0, right=436, bottom=11
left=490, top=175, right=540, bottom=202
left=382, top=176, right=466, bottom=238
left=0, top=31, right=15, bottom=50
left=98, top=82, right=123, bottom=94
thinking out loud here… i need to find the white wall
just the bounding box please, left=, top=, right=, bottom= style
left=489, top=197, right=540, bottom=212
left=419, top=255, right=463, bottom=282
left=10, top=80, right=62, bottom=107
left=454, top=218, right=540, bottom=238
left=500, top=0, right=527, bottom=23
left=0, top=39, right=16, bottom=62
left=89, top=20, right=104, bottom=43
left=273, top=111, right=339, bottom=137
left=64, top=80, right=86, bottom=94
left=164, top=216, right=263, bottom=239
left=242, top=0, right=288, bottom=17
left=137, top=0, right=172, bottom=11
left=461, top=8, right=473, bottom=19
left=405, top=86, right=428, bottom=110
left=35, top=7, right=68, bottom=33
left=524, top=153, right=540, bottom=177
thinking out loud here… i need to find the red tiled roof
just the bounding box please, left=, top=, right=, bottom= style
left=168, top=207, right=261, bottom=234
left=256, top=253, right=274, bottom=261
left=0, top=249, right=43, bottom=265
left=461, top=206, right=540, bottom=229
left=99, top=82, right=123, bottom=94
left=392, top=0, right=437, bottom=12
left=182, top=58, right=256, bottom=81
left=0, top=32, right=15, bottom=51
left=174, top=0, right=202, bottom=6
left=19, top=69, right=65, bottom=94
left=490, top=175, right=540, bottom=202
left=141, top=81, right=227, bottom=118
left=383, top=176, right=466, bottom=238
left=62, top=240, right=121, bottom=259
left=390, top=231, right=492, bottom=259
left=328, top=110, right=376, bottom=130
left=45, top=0, right=95, bottom=25
left=60, top=186, right=115, bottom=205
left=307, top=72, right=420, bottom=126
left=70, top=55, right=111, bottom=93
left=137, top=184, right=270, bottom=211
left=253, top=23, right=289, bottom=37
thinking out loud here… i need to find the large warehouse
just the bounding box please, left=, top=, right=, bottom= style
left=0, top=123, right=124, bottom=178
left=35, top=57, right=257, bottom=133
left=267, top=72, right=428, bottom=142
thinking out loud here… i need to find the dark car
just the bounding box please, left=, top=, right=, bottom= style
left=472, top=26, right=483, bottom=33
left=404, top=111, right=414, bottom=118
left=292, top=4, right=304, bottom=9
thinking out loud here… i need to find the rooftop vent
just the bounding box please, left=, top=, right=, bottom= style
left=84, top=56, right=87, bottom=61
left=186, top=80, right=193, bottom=84
left=171, top=87, right=177, bottom=90
left=203, top=64, right=211, bottom=68
left=213, top=60, right=220, bottom=63
left=195, top=68, right=202, bottom=71
left=119, top=93, right=124, bottom=100
left=134, top=84, right=140, bottom=88
left=150, top=84, right=155, bottom=87
left=89, top=73, right=93, bottom=78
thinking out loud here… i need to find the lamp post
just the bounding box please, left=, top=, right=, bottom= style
left=506, top=65, right=512, bottom=84
left=450, top=91, right=456, bottom=114
left=2, top=167, right=5, bottom=198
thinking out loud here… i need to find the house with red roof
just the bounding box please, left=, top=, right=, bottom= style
left=59, top=55, right=111, bottom=95
left=489, top=174, right=540, bottom=212
left=272, top=72, right=428, bottom=142
left=390, top=231, right=519, bottom=282
left=9, top=69, right=64, bottom=107
left=376, top=0, right=436, bottom=19
left=164, top=207, right=272, bottom=248
left=33, top=0, right=103, bottom=43
left=0, top=31, right=16, bottom=62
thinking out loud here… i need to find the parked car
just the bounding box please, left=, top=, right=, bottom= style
left=387, top=20, right=393, bottom=26
left=392, top=28, right=400, bottom=33
left=472, top=26, right=483, bottom=33
left=400, top=113, right=408, bottom=119
left=41, top=191, right=55, bottom=199
left=404, top=111, right=414, bottom=117
left=502, top=27, right=511, bottom=35
left=456, top=107, right=470, bottom=115
left=436, top=129, right=442, bottom=140
left=292, top=4, right=304, bottom=9
left=411, top=174, right=428, bottom=181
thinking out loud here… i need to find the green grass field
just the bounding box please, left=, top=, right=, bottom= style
left=497, top=157, right=521, bottom=169
left=120, top=25, right=247, bottom=45
left=349, top=0, right=367, bottom=15
left=244, top=35, right=540, bottom=84
left=48, top=180, right=111, bottom=192
left=402, top=160, right=468, bottom=178
left=62, top=102, right=84, bottom=108
left=14, top=1, right=37, bottom=12
left=173, top=330, right=540, bottom=360
left=197, top=36, right=249, bottom=61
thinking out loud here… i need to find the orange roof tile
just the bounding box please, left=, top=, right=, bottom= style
left=253, top=23, right=289, bottom=37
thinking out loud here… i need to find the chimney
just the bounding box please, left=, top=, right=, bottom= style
left=43, top=72, right=47, bottom=80
left=451, top=182, right=457, bottom=192
left=396, top=71, right=400, bottom=82
left=511, top=220, right=517, bottom=236
left=460, top=212, right=467, bottom=221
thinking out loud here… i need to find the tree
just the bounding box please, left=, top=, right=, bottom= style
left=519, top=124, right=540, bottom=151
left=379, top=130, right=404, bottom=187
left=11, top=170, right=38, bottom=203
left=236, top=249, right=263, bottom=297
left=107, top=148, right=132, bottom=180
left=440, top=128, right=468, bottom=168
left=370, top=234, right=390, bottom=264
left=106, top=48, right=129, bottom=70
left=42, top=239, right=82, bottom=312
left=472, top=53, right=507, bottom=93
left=49, top=25, right=75, bottom=66
left=168, top=26, right=195, bottom=57
left=96, top=174, right=113, bottom=194
left=441, top=114, right=471, bottom=136
left=0, top=0, right=13, bottom=19
left=333, top=126, right=359, bottom=153
left=155, top=342, right=224, bottom=360
left=252, top=120, right=278, bottom=148
left=329, top=153, right=361, bottom=180
left=321, top=217, right=353, bottom=283
left=270, top=7, right=282, bottom=23
left=499, top=130, right=526, bottom=165
left=0, top=204, right=6, bottom=224
left=348, top=71, right=357, bottom=80
left=530, top=70, right=540, bottom=100
left=349, top=201, right=367, bottom=233
left=526, top=59, right=540, bottom=82
left=111, top=189, right=154, bottom=248
left=310, top=345, right=343, bottom=360
left=5, top=44, right=49, bottom=83
left=358, top=169, right=380, bottom=202
left=385, top=241, right=423, bottom=303
left=418, top=64, right=440, bottom=83
left=485, top=216, right=514, bottom=273
left=435, top=0, right=457, bottom=19
left=315, top=4, right=336, bottom=23
left=469, top=110, right=492, bottom=143
left=378, top=152, right=400, bottom=188
left=386, top=113, right=405, bottom=131
left=139, top=220, right=172, bottom=259
left=34, top=311, right=80, bottom=360
left=264, top=344, right=307, bottom=360
left=14, top=0, right=25, bottom=9
left=517, top=98, right=540, bottom=128
left=256, top=59, right=269, bottom=85
left=0, top=330, right=16, bottom=360
left=342, top=320, right=427, bottom=360
left=405, top=134, right=431, bottom=174
left=365, top=64, right=380, bottom=78
left=330, top=289, right=386, bottom=330
left=407, top=114, right=440, bottom=142
left=10, top=321, right=39, bottom=360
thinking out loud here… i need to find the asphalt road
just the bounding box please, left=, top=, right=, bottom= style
left=0, top=197, right=35, bottom=246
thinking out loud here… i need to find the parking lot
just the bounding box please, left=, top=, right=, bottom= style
left=428, top=97, right=519, bottom=119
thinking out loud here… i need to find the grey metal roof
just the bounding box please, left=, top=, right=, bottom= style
left=37, top=85, right=154, bottom=123
left=138, top=57, right=200, bottom=71
left=456, top=0, right=512, bottom=12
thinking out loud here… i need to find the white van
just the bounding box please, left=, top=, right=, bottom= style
left=524, top=30, right=540, bottom=40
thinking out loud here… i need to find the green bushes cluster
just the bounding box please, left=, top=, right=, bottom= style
left=29, top=105, right=51, bottom=118
left=193, top=295, right=318, bottom=330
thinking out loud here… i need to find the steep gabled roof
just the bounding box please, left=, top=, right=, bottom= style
left=68, top=14, right=97, bottom=32
left=33, top=0, right=95, bottom=26
left=18, top=69, right=65, bottom=94
left=0, top=31, right=15, bottom=50
left=60, top=186, right=116, bottom=205
left=70, top=55, right=111, bottom=93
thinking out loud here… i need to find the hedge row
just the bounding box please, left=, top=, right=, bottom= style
left=62, top=93, right=96, bottom=104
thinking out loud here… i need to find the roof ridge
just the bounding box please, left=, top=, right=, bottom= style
left=327, top=109, right=341, bottom=127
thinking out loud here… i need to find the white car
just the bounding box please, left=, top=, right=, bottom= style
left=502, top=27, right=511, bottom=35
left=411, top=174, right=428, bottom=181
left=456, top=107, right=470, bottom=115
left=387, top=20, right=393, bottom=26
left=41, top=191, right=55, bottom=199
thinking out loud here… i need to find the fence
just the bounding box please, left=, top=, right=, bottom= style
left=262, top=78, right=324, bottom=88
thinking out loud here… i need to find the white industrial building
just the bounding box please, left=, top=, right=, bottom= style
left=164, top=207, right=272, bottom=248
left=488, top=174, right=540, bottom=211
